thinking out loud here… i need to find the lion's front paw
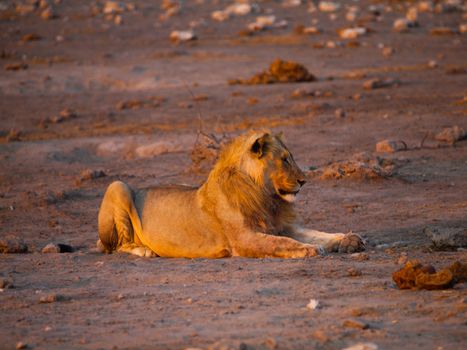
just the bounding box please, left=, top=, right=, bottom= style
left=338, top=232, right=366, bottom=253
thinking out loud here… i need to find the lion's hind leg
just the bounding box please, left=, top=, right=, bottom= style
left=98, top=181, right=153, bottom=257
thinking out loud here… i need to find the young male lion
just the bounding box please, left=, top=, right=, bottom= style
left=97, top=131, right=365, bottom=258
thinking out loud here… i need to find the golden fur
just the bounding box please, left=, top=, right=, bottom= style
left=98, top=131, right=365, bottom=258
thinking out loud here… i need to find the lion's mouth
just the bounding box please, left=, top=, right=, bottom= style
left=278, top=189, right=299, bottom=196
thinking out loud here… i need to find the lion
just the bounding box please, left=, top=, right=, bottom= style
left=97, top=131, right=365, bottom=258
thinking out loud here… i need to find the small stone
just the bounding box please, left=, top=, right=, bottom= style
left=350, top=252, right=369, bottom=261
left=40, top=293, right=62, bottom=303
left=424, top=226, right=467, bottom=250
left=41, top=7, right=57, bottom=20
left=339, top=27, right=367, bottom=39
left=306, top=299, right=320, bottom=310
left=427, top=60, right=438, bottom=68
left=342, top=342, right=378, bottom=350
left=170, top=30, right=196, bottom=42
left=15, top=4, right=36, bottom=15
left=375, top=140, right=407, bottom=153
left=382, top=47, right=395, bottom=57
left=117, top=293, right=125, bottom=300
left=318, top=1, right=340, bottom=12
left=347, top=267, right=362, bottom=277
left=77, top=169, right=106, bottom=184
left=430, top=27, right=458, bottom=36
left=103, top=1, right=125, bottom=14
left=114, top=15, right=123, bottom=25
left=16, top=342, right=28, bottom=350
left=435, top=126, right=466, bottom=144
left=0, top=277, right=14, bottom=289
left=363, top=78, right=397, bottom=90
left=21, top=33, right=42, bottom=42
left=460, top=24, right=467, bottom=34
left=0, top=236, right=28, bottom=254
left=393, top=18, right=416, bottom=32
left=343, top=319, right=370, bottom=329
left=335, top=108, right=346, bottom=118
left=406, top=7, right=418, bottom=22
left=42, top=243, right=74, bottom=253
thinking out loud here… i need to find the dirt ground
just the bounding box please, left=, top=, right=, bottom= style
left=1, top=1, right=466, bottom=349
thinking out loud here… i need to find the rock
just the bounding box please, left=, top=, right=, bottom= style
left=41, top=243, right=74, bottom=253
left=0, top=236, right=28, bottom=254
left=248, top=15, right=276, bottom=31
left=318, top=1, right=340, bottom=12
left=4, top=63, right=29, bottom=71
left=103, top=1, right=125, bottom=14
left=350, top=252, right=369, bottom=261
left=170, top=30, right=196, bottom=42
left=460, top=24, right=467, bottom=34
left=435, top=126, right=466, bottom=144
left=418, top=1, right=433, bottom=12
left=6, top=128, right=22, bottom=142
left=77, top=169, right=106, bottom=183
left=343, top=319, right=370, bottom=329
left=363, top=78, right=397, bottom=90
left=211, top=10, right=230, bottom=22
left=347, top=267, right=362, bottom=277
left=375, top=140, right=407, bottom=153
left=335, top=108, right=346, bottom=118
left=392, top=260, right=455, bottom=290
left=427, top=60, right=438, bottom=68
left=39, top=293, right=63, bottom=303
left=16, top=342, right=28, bottom=350
left=306, top=299, right=320, bottom=310
left=382, top=47, right=395, bottom=57
left=41, top=7, right=57, bottom=20
left=424, top=226, right=467, bottom=250
left=342, top=343, right=378, bottom=350
left=229, top=59, right=316, bottom=85
left=393, top=18, right=417, bottom=32
left=430, top=27, right=458, bottom=36
left=406, top=7, right=418, bottom=22
left=21, top=33, right=42, bottom=42
left=0, top=277, right=14, bottom=289
left=338, top=27, right=367, bottom=39
left=15, top=4, right=36, bottom=15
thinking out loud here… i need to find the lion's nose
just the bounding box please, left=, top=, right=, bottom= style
left=297, top=179, right=306, bottom=187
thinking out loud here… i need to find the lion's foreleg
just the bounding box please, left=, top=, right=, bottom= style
left=231, top=230, right=324, bottom=258
left=291, top=227, right=365, bottom=253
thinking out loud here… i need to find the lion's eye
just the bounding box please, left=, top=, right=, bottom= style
left=282, top=157, right=289, bottom=165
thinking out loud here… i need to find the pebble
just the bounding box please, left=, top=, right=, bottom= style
left=424, top=226, right=467, bottom=250
left=0, top=235, right=28, bottom=254
left=78, top=169, right=106, bottom=183
left=319, top=1, right=340, bottom=12
left=0, top=277, right=14, bottom=289
left=335, top=108, right=346, bottom=118
left=170, top=30, right=196, bottom=42
left=16, top=342, right=28, bottom=350
left=375, top=140, right=407, bottom=153
left=103, top=1, right=125, bottom=14
left=350, top=252, right=369, bottom=261
left=39, top=293, right=62, bottom=303
left=342, top=342, right=378, bottom=350
left=306, top=299, right=320, bottom=310
left=343, top=319, right=370, bottom=329
left=363, top=78, right=397, bottom=90
left=339, top=27, right=367, bottom=39
left=393, top=18, right=417, bottom=32
left=435, top=126, right=466, bottom=144
left=41, top=7, right=57, bottom=20
left=347, top=267, right=362, bottom=277
left=382, top=47, right=395, bottom=57
left=41, top=243, right=74, bottom=253
left=460, top=24, right=467, bottom=34
left=431, top=27, right=458, bottom=35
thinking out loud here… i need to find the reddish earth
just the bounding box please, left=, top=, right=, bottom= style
left=0, top=1, right=466, bottom=349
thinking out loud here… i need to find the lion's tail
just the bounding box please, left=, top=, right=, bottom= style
left=97, top=181, right=143, bottom=253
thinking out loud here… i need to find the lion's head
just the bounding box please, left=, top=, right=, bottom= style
left=205, top=130, right=306, bottom=231
left=211, top=130, right=306, bottom=201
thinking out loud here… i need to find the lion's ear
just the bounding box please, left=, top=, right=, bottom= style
left=251, top=133, right=269, bottom=158
left=275, top=131, right=284, bottom=142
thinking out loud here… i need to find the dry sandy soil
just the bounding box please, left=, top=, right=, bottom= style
left=1, top=1, right=467, bottom=349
